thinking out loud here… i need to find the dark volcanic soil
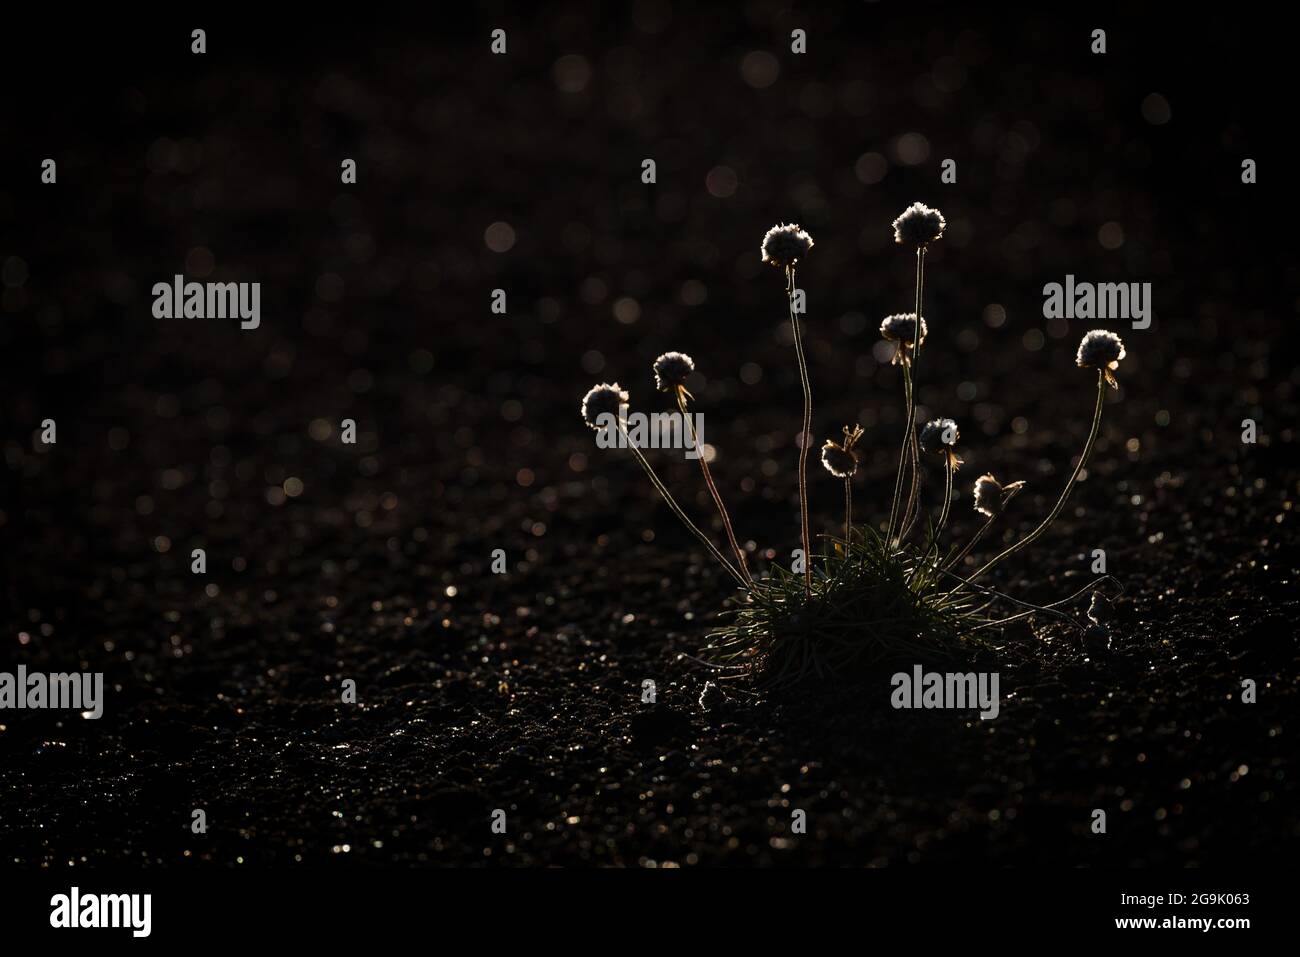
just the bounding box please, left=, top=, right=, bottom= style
left=1, top=9, right=1297, bottom=866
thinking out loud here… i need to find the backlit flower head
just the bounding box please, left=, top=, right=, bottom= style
left=972, top=472, right=1026, bottom=517
left=919, top=417, right=958, bottom=453
left=580, top=382, right=628, bottom=430
left=880, top=313, right=928, bottom=364
left=653, top=351, right=695, bottom=394
left=892, top=202, right=946, bottom=248
left=1076, top=329, right=1126, bottom=388
left=820, top=424, right=864, bottom=479
left=761, top=223, right=814, bottom=269
left=919, top=417, right=963, bottom=469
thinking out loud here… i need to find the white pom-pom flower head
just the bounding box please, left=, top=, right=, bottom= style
left=919, top=417, right=963, bottom=470
left=1076, top=329, right=1126, bottom=388
left=880, top=313, right=928, bottom=365
left=580, top=382, right=628, bottom=431
left=892, top=202, right=946, bottom=248
left=652, top=351, right=696, bottom=400
left=760, top=223, right=814, bottom=270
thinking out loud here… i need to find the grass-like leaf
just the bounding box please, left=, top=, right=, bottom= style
left=704, top=527, right=993, bottom=688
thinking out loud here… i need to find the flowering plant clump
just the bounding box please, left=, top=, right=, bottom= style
left=580, top=204, right=1126, bottom=686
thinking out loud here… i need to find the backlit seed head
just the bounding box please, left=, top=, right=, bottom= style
left=820, top=424, right=864, bottom=479
left=892, top=202, right=946, bottom=247
left=820, top=443, right=857, bottom=478
left=919, top=417, right=959, bottom=454
left=1076, top=329, right=1127, bottom=388
left=880, top=313, right=928, bottom=363
left=973, top=472, right=1026, bottom=517
left=653, top=351, right=695, bottom=393
left=761, top=223, right=814, bottom=269
left=919, top=417, right=963, bottom=469
left=580, top=382, right=628, bottom=430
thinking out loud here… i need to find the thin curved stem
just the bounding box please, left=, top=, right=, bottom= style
left=900, top=247, right=927, bottom=541
left=889, top=247, right=928, bottom=549
left=844, top=477, right=852, bottom=546
left=936, top=459, right=954, bottom=540
left=677, top=387, right=752, bottom=587
left=922, top=458, right=955, bottom=563
left=901, top=427, right=924, bottom=541
left=943, top=513, right=996, bottom=572
left=787, top=266, right=813, bottom=595
left=966, top=577, right=1117, bottom=633
left=900, top=423, right=923, bottom=541
left=621, top=427, right=747, bottom=589
left=913, top=246, right=926, bottom=362
left=885, top=359, right=915, bottom=548
left=935, top=563, right=1112, bottom=625
left=960, top=371, right=1107, bottom=590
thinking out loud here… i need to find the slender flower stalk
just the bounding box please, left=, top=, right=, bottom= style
left=944, top=473, right=1025, bottom=571
left=900, top=406, right=925, bottom=541
left=880, top=314, right=926, bottom=547
left=915, top=418, right=962, bottom=565
left=960, top=366, right=1110, bottom=589
left=821, top=424, right=863, bottom=546
left=945, top=512, right=996, bottom=572
left=622, top=436, right=748, bottom=588
left=885, top=361, right=916, bottom=548
left=899, top=250, right=928, bottom=537
left=762, top=223, right=815, bottom=595
left=904, top=254, right=925, bottom=535
left=661, top=361, right=754, bottom=587
left=932, top=457, right=955, bottom=547
left=959, top=332, right=1124, bottom=587
left=912, top=247, right=926, bottom=361
left=581, top=382, right=746, bottom=588
left=844, top=478, right=852, bottom=546
left=787, top=268, right=814, bottom=592
left=886, top=203, right=944, bottom=550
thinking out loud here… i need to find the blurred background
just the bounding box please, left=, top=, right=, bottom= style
left=0, top=5, right=1295, bottom=866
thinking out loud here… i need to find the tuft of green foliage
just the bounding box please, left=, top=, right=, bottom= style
left=704, top=527, right=994, bottom=687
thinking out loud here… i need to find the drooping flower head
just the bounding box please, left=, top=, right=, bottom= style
left=1076, top=329, right=1126, bottom=388
left=880, top=313, right=928, bottom=364
left=892, top=202, right=946, bottom=248
left=580, top=382, right=628, bottom=431
left=972, top=472, right=1026, bottom=517
left=760, top=223, right=814, bottom=269
left=919, top=417, right=963, bottom=469
left=820, top=424, right=864, bottom=479
left=652, top=351, right=695, bottom=397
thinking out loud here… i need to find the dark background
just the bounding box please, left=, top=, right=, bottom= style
left=1, top=5, right=1296, bottom=866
